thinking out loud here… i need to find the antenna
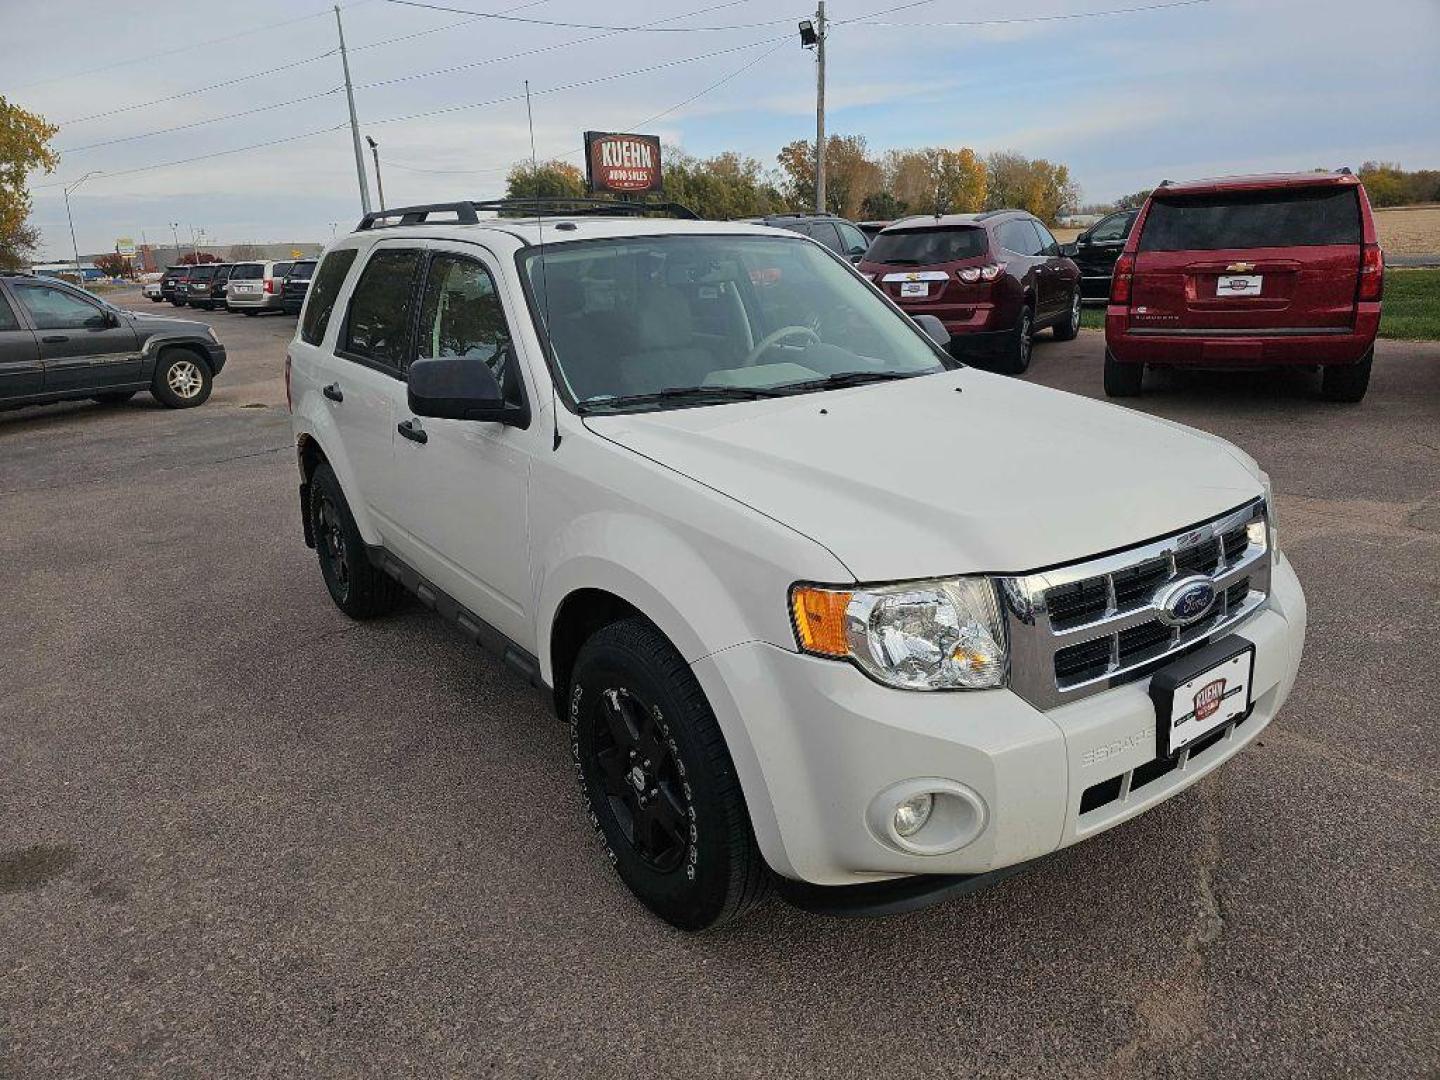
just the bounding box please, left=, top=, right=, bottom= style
left=526, top=79, right=561, bottom=451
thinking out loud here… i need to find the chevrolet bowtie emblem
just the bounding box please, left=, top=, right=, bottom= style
left=1226, top=262, right=1256, bottom=273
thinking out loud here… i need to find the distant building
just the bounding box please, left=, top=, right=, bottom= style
left=30, top=261, right=105, bottom=281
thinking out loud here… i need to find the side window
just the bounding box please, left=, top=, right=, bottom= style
left=836, top=222, right=870, bottom=256
left=1090, top=212, right=1132, bottom=243
left=415, top=254, right=522, bottom=405
left=13, top=284, right=104, bottom=330
left=0, top=292, right=19, bottom=331
left=341, top=248, right=421, bottom=368
left=1032, top=220, right=1060, bottom=255
left=301, top=249, right=359, bottom=346
left=809, top=221, right=845, bottom=253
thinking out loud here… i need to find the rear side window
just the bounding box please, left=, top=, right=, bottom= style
left=1138, top=187, right=1362, bottom=251
left=231, top=263, right=263, bottom=280
left=866, top=227, right=987, bottom=264
left=300, top=249, right=359, bottom=346
left=271, top=262, right=293, bottom=279
left=0, top=292, right=18, bottom=331
left=341, top=249, right=422, bottom=368
left=999, top=220, right=1043, bottom=256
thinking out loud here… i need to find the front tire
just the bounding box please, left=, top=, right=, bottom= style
left=150, top=348, right=213, bottom=408
left=307, top=463, right=406, bottom=619
left=1053, top=288, right=1081, bottom=341
left=1104, top=349, right=1144, bottom=396
left=571, top=618, right=770, bottom=931
left=1320, top=349, right=1372, bottom=403
left=993, top=305, right=1033, bottom=375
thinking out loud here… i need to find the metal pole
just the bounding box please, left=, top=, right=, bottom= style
left=366, top=136, right=385, bottom=211
left=170, top=222, right=181, bottom=263
left=191, top=227, right=202, bottom=264
left=64, top=188, right=81, bottom=277
left=815, top=1, right=826, bottom=214
left=335, top=5, right=373, bottom=215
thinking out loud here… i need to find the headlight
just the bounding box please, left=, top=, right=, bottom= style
left=790, top=577, right=1008, bottom=690
left=1260, top=472, right=1279, bottom=550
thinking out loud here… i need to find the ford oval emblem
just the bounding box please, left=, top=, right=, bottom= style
left=1156, top=576, right=1217, bottom=627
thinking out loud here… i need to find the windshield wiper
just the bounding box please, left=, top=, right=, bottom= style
left=579, top=385, right=788, bottom=413
left=769, top=370, right=926, bottom=394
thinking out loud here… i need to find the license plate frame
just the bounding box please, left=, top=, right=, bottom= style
left=1148, top=634, right=1255, bottom=758
left=1217, top=273, right=1262, bottom=297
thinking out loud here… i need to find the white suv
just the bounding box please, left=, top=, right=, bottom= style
left=287, top=202, right=1306, bottom=930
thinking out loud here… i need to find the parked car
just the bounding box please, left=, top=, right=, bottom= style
left=182, top=263, right=226, bottom=310
left=1104, top=170, right=1383, bottom=402
left=160, top=265, right=188, bottom=304
left=281, top=259, right=317, bottom=315
left=857, top=220, right=891, bottom=240
left=143, top=279, right=164, bottom=302
left=1064, top=208, right=1138, bottom=301
left=288, top=201, right=1305, bottom=930
left=226, top=260, right=290, bottom=315
left=197, top=262, right=234, bottom=310
left=857, top=209, right=1082, bottom=374
left=737, top=212, right=872, bottom=262
left=0, top=274, right=225, bottom=410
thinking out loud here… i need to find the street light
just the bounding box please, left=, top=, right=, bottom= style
left=62, top=171, right=102, bottom=280
left=365, top=135, right=386, bottom=211
left=170, top=222, right=181, bottom=264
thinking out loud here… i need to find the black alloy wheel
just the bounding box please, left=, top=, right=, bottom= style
left=591, top=686, right=690, bottom=871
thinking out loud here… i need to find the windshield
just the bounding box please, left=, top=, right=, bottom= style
left=522, top=234, right=952, bottom=412
left=866, top=226, right=988, bottom=265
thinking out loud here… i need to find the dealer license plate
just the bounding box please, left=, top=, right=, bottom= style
left=1217, top=274, right=1262, bottom=297
left=1149, top=636, right=1254, bottom=757
left=900, top=281, right=929, bottom=298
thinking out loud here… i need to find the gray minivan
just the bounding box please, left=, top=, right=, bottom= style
left=226, top=260, right=292, bottom=314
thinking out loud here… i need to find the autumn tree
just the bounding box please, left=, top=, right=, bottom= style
left=1114, top=187, right=1153, bottom=210
left=860, top=190, right=906, bottom=220
left=662, top=149, right=785, bottom=220
left=94, top=253, right=132, bottom=279
left=178, top=251, right=221, bottom=265
left=0, top=95, right=58, bottom=270
left=504, top=159, right=586, bottom=206
left=984, top=151, right=1079, bottom=225
left=776, top=134, right=881, bottom=217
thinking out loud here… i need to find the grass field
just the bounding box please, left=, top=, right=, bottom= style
left=1077, top=268, right=1439, bottom=340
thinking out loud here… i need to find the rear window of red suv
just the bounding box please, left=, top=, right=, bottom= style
left=866, top=226, right=988, bottom=265
left=1138, top=186, right=1361, bottom=252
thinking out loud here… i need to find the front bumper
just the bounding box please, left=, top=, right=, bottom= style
left=1106, top=304, right=1380, bottom=366
left=692, top=551, right=1305, bottom=887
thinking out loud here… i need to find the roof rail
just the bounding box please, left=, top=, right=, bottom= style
left=1337, top=166, right=1353, bottom=175
left=354, top=197, right=699, bottom=231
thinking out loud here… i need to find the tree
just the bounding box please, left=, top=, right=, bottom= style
left=94, top=253, right=132, bottom=279
left=0, top=95, right=58, bottom=270
left=984, top=151, right=1079, bottom=225
left=662, top=149, right=785, bottom=220
left=1114, top=188, right=1153, bottom=210
left=776, top=134, right=881, bottom=217
left=228, top=243, right=262, bottom=261
left=178, top=251, right=220, bottom=265
left=860, top=190, right=907, bottom=220
left=504, top=159, right=586, bottom=206
left=882, top=147, right=987, bottom=216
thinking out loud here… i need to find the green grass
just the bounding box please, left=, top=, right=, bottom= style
left=1075, top=268, right=1440, bottom=340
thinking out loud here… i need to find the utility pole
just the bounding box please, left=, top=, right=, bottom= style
left=191, top=226, right=203, bottom=264
left=366, top=135, right=386, bottom=211
left=169, top=222, right=181, bottom=264
left=62, top=172, right=100, bottom=278
left=335, top=5, right=372, bottom=216
left=814, top=1, right=827, bottom=215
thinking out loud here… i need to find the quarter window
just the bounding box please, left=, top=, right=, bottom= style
left=415, top=254, right=522, bottom=404
left=13, top=284, right=104, bottom=330
left=301, top=249, right=359, bottom=346
left=341, top=248, right=421, bottom=368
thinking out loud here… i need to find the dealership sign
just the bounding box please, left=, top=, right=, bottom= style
left=584, top=132, right=663, bottom=195
left=115, top=237, right=137, bottom=257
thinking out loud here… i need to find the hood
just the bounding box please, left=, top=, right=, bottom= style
left=585, top=369, right=1262, bottom=582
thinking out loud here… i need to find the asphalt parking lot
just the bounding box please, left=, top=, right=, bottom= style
left=3, top=291, right=1437, bottom=1079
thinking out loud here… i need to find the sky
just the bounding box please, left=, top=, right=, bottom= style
left=5, top=0, right=1438, bottom=259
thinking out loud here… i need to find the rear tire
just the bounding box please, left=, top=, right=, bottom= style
left=307, top=463, right=406, bottom=619
left=993, top=305, right=1034, bottom=375
left=150, top=348, right=213, bottom=408
left=1053, top=288, right=1081, bottom=341
left=1104, top=349, right=1144, bottom=396
left=571, top=617, right=770, bottom=931
left=1320, top=349, right=1372, bottom=403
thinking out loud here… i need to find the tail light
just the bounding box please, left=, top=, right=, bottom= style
left=1357, top=244, right=1383, bottom=302
left=284, top=354, right=292, bottom=412
left=264, top=278, right=276, bottom=294
left=957, top=262, right=1006, bottom=284
left=1110, top=253, right=1135, bottom=305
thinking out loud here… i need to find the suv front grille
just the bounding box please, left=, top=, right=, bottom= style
left=998, top=500, right=1271, bottom=710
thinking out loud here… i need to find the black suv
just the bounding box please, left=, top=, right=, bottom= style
left=160, top=265, right=187, bottom=303
left=736, top=213, right=872, bottom=262
left=182, top=262, right=233, bottom=310
left=1063, top=208, right=1138, bottom=301
left=0, top=275, right=226, bottom=411
left=281, top=259, right=317, bottom=315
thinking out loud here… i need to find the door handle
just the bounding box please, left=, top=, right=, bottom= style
left=322, top=382, right=343, bottom=402
left=41, top=335, right=69, bottom=343
left=397, top=418, right=428, bottom=444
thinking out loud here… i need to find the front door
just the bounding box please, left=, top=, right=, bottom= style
left=0, top=288, right=42, bottom=400
left=387, top=243, right=535, bottom=647
left=10, top=281, right=141, bottom=392
left=1074, top=210, right=1135, bottom=299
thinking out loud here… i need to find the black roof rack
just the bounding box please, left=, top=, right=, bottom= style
left=355, top=197, right=699, bottom=231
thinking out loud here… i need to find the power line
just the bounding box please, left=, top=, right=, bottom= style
left=844, top=0, right=1210, bottom=26
left=381, top=0, right=796, bottom=32
left=350, top=0, right=555, bottom=50
left=57, top=88, right=342, bottom=154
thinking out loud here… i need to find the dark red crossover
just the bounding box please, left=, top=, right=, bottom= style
left=1104, top=170, right=1383, bottom=402
left=858, top=210, right=1081, bottom=374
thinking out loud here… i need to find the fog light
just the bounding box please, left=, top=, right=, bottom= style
left=893, top=793, right=934, bottom=838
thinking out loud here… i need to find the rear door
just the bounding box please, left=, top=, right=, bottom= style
left=10, top=281, right=141, bottom=392
left=1131, top=185, right=1363, bottom=332
left=0, top=286, right=42, bottom=399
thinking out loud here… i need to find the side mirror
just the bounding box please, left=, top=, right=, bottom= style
left=912, top=313, right=951, bottom=347
left=407, top=352, right=530, bottom=428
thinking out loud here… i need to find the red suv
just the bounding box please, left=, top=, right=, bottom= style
left=1105, top=171, right=1383, bottom=402
left=858, top=210, right=1081, bottom=374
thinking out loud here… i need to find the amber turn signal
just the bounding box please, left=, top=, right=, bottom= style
left=791, top=586, right=852, bottom=657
